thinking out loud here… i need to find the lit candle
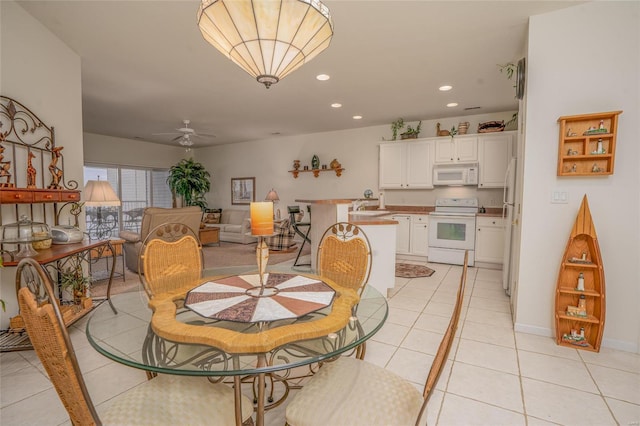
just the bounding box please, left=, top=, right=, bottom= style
left=250, top=202, right=273, bottom=235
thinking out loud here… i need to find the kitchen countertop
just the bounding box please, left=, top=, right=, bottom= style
left=353, top=205, right=504, bottom=218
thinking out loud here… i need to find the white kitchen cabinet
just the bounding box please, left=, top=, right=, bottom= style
left=475, top=216, right=505, bottom=264
left=478, top=132, right=515, bottom=188
left=434, top=135, right=478, bottom=164
left=410, top=215, right=429, bottom=257
left=393, top=215, right=411, bottom=254
left=379, top=140, right=433, bottom=189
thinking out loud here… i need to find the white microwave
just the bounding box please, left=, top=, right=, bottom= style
left=433, top=164, right=479, bottom=186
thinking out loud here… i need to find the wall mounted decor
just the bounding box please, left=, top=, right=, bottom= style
left=231, top=177, right=255, bottom=205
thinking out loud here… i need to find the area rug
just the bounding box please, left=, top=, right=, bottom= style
left=395, top=263, right=435, bottom=278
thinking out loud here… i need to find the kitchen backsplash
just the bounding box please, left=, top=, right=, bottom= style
left=381, top=186, right=505, bottom=208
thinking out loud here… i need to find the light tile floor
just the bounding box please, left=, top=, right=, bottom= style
left=1, top=260, right=639, bottom=425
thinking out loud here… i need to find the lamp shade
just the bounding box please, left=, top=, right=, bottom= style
left=83, top=180, right=121, bottom=207
left=197, top=0, right=334, bottom=88
left=250, top=202, right=274, bottom=235
left=265, top=189, right=279, bottom=202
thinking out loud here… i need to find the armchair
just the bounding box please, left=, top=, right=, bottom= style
left=264, top=218, right=296, bottom=251
left=119, top=206, right=202, bottom=273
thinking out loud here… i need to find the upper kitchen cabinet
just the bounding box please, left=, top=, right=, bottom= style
left=478, top=131, right=515, bottom=188
left=434, top=135, right=478, bottom=164
left=379, top=140, right=434, bottom=189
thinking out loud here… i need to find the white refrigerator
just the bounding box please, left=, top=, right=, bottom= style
left=502, top=158, right=517, bottom=295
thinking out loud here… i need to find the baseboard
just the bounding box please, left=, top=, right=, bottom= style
left=514, top=323, right=639, bottom=353
left=601, top=337, right=639, bottom=353
left=514, top=323, right=553, bottom=337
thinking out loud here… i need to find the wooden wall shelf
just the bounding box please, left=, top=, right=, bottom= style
left=555, top=195, right=605, bottom=352
left=557, top=111, right=622, bottom=176
left=289, top=168, right=344, bottom=178
left=0, top=188, right=80, bottom=204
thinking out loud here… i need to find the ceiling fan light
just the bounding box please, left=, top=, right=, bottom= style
left=197, top=0, right=334, bottom=89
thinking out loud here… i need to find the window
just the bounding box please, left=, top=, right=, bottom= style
left=83, top=165, right=172, bottom=238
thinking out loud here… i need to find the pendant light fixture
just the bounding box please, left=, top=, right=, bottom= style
left=197, top=0, right=334, bottom=89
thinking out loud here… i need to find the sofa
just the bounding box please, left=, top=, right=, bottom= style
left=119, top=206, right=203, bottom=273
left=203, top=209, right=257, bottom=244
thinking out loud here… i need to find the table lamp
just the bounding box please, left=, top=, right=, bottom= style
left=84, top=179, right=120, bottom=239
left=264, top=189, right=280, bottom=219
left=250, top=201, right=274, bottom=292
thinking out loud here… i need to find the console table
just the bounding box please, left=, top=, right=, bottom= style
left=1, top=239, right=118, bottom=352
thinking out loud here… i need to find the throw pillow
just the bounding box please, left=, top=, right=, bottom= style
left=204, top=212, right=221, bottom=224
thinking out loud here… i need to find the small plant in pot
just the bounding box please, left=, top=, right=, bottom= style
left=60, top=266, right=90, bottom=305
left=401, top=121, right=422, bottom=139
left=167, top=158, right=211, bottom=209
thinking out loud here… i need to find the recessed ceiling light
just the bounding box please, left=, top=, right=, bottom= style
left=316, top=74, right=331, bottom=81
left=353, top=115, right=362, bottom=120
left=439, top=85, right=453, bottom=91
left=331, top=103, right=342, bottom=108
left=447, top=102, right=459, bottom=107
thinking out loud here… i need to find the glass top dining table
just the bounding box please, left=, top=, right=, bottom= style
left=85, top=264, right=388, bottom=425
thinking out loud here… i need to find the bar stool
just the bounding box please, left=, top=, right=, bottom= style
left=288, top=205, right=311, bottom=267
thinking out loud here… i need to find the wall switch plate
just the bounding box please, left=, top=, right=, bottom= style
left=551, top=190, right=569, bottom=204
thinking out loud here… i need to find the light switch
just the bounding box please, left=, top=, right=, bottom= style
left=551, top=190, right=569, bottom=204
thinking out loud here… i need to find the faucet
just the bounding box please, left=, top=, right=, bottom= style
left=352, top=200, right=365, bottom=211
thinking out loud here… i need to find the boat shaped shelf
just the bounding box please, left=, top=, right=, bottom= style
left=555, top=195, right=605, bottom=351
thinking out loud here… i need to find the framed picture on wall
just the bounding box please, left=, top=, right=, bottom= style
left=231, top=177, right=255, bottom=205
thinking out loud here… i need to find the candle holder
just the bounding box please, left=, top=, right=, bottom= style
left=248, top=202, right=274, bottom=297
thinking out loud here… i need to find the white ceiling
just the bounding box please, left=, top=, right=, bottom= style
left=18, top=1, right=579, bottom=147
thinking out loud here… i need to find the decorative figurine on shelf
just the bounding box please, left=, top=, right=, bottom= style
left=436, top=122, right=450, bottom=137
left=566, top=128, right=577, bottom=137
left=570, top=163, right=577, bottom=173
left=26, top=151, right=37, bottom=188
left=596, top=138, right=604, bottom=154
left=330, top=158, right=341, bottom=170
left=578, top=294, right=587, bottom=311
left=577, top=272, right=585, bottom=291
left=0, top=144, right=14, bottom=188
left=592, top=163, right=602, bottom=173
left=311, top=155, right=320, bottom=170
left=293, top=159, right=300, bottom=170
left=599, top=119, right=604, bottom=130
left=47, top=146, right=64, bottom=189
left=562, top=329, right=589, bottom=347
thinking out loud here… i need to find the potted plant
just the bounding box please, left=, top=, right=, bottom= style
left=167, top=158, right=211, bottom=209
left=390, top=118, right=404, bottom=141
left=60, top=266, right=90, bottom=305
left=401, top=121, right=422, bottom=139
left=499, top=62, right=518, bottom=130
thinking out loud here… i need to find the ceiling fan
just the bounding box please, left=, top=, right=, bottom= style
left=152, top=120, right=215, bottom=146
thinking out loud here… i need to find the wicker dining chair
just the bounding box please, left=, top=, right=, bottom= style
left=285, top=252, right=469, bottom=426
left=316, top=222, right=372, bottom=297
left=15, top=257, right=254, bottom=426
left=138, top=222, right=203, bottom=298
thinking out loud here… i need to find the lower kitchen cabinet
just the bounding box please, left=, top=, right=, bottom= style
left=410, top=215, right=429, bottom=257
left=392, top=215, right=411, bottom=254
left=388, top=214, right=429, bottom=257
left=475, top=217, right=505, bottom=264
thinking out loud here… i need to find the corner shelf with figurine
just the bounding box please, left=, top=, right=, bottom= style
left=555, top=195, right=605, bottom=351
left=557, top=111, right=622, bottom=176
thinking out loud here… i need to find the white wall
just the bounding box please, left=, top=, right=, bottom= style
left=0, top=1, right=84, bottom=328
left=84, top=132, right=187, bottom=169
left=516, top=2, right=639, bottom=352
left=197, top=111, right=516, bottom=213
